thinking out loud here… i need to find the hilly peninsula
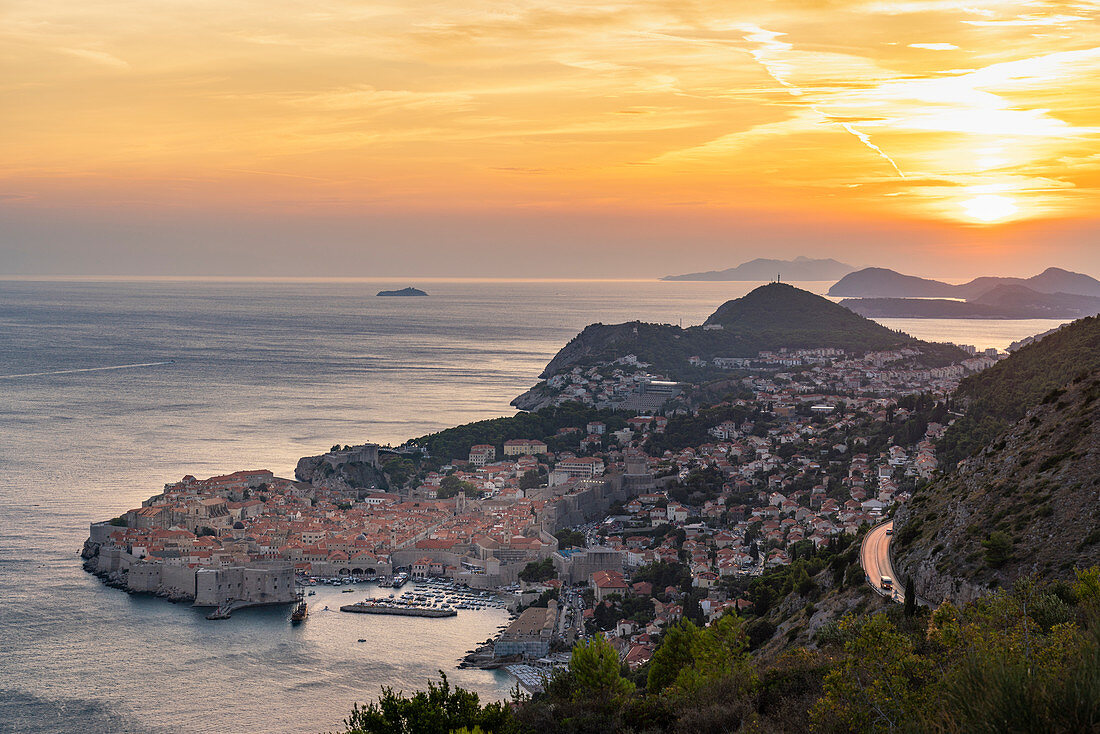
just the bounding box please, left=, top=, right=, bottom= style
left=529, top=282, right=965, bottom=383
left=829, top=266, right=1100, bottom=299
left=663, top=256, right=855, bottom=281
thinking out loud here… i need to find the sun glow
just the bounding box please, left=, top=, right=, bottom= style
left=960, top=194, right=1019, bottom=223
left=1, top=0, right=1098, bottom=239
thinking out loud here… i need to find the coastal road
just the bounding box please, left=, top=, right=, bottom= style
left=860, top=520, right=902, bottom=603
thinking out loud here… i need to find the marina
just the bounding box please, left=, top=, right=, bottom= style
left=332, top=577, right=511, bottom=620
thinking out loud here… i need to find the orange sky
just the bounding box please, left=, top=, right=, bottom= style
left=2, top=0, right=1098, bottom=276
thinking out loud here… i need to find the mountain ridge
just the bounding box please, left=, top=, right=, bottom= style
left=663, top=256, right=855, bottom=281
left=840, top=284, right=1100, bottom=319
left=829, top=266, right=1100, bottom=299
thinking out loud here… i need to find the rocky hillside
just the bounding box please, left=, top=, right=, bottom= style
left=295, top=452, right=388, bottom=492
left=894, top=369, right=1100, bottom=605
left=537, top=283, right=965, bottom=378
left=938, top=315, right=1100, bottom=469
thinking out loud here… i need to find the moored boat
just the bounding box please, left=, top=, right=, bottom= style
left=291, top=601, right=308, bottom=623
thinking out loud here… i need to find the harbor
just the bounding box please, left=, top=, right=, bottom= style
left=332, top=576, right=512, bottom=620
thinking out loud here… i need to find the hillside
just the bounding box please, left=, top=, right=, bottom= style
left=537, top=283, right=964, bottom=378
left=829, top=266, right=1100, bottom=299
left=840, top=285, right=1100, bottom=319
left=827, top=267, right=960, bottom=297
left=938, top=315, right=1100, bottom=468
left=971, top=283, right=1100, bottom=316
left=894, top=369, right=1100, bottom=604
left=662, top=256, right=855, bottom=281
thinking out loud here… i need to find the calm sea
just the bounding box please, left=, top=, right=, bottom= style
left=0, top=278, right=1068, bottom=733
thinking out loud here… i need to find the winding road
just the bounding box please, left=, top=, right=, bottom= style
left=860, top=520, right=902, bottom=603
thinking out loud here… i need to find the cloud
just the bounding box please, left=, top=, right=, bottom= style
left=56, top=47, right=130, bottom=69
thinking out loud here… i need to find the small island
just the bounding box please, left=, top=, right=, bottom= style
left=377, top=287, right=428, bottom=297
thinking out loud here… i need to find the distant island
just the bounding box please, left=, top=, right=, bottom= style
left=377, top=287, right=428, bottom=297
left=829, top=267, right=1100, bottom=319
left=841, top=286, right=1100, bottom=319
left=662, top=256, right=856, bottom=281
left=828, top=266, right=1100, bottom=299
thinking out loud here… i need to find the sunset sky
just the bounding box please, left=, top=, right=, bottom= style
left=2, top=0, right=1098, bottom=277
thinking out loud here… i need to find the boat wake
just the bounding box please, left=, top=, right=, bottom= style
left=0, top=361, right=175, bottom=379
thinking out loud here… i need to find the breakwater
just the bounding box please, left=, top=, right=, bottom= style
left=340, top=602, right=458, bottom=618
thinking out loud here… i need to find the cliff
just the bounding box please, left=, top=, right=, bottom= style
left=295, top=445, right=388, bottom=492
left=893, top=369, right=1100, bottom=605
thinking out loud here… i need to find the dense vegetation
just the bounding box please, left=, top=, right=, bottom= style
left=644, top=402, right=754, bottom=455
left=412, top=404, right=629, bottom=464
left=340, top=568, right=1100, bottom=733
left=938, top=315, right=1100, bottom=469
left=519, top=559, right=557, bottom=583
left=541, top=284, right=966, bottom=379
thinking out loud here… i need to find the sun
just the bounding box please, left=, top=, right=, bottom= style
left=960, top=194, right=1018, bottom=223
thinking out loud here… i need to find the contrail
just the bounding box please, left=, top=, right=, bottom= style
left=840, top=123, right=906, bottom=178
left=741, top=26, right=907, bottom=178
left=0, top=361, right=174, bottom=379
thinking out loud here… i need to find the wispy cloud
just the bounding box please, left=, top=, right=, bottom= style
left=0, top=0, right=1097, bottom=226
left=56, top=47, right=130, bottom=69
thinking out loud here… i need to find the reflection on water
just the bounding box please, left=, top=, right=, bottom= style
left=871, top=317, right=1069, bottom=351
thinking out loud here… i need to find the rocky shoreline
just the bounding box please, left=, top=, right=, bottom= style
left=81, top=539, right=194, bottom=603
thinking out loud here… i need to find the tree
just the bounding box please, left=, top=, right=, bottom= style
left=342, top=672, right=511, bottom=734
left=519, top=469, right=542, bottom=490
left=672, top=613, right=754, bottom=695
left=810, top=614, right=935, bottom=732
left=383, top=456, right=417, bottom=488
left=647, top=620, right=701, bottom=692
left=569, top=635, right=634, bottom=703
left=981, top=531, right=1014, bottom=568
left=518, top=558, right=556, bottom=583
left=438, top=475, right=475, bottom=499
left=554, top=529, right=585, bottom=549
left=904, top=577, right=916, bottom=618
